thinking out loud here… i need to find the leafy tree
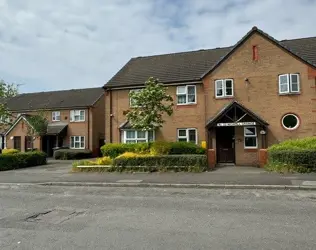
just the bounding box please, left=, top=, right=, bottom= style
left=0, top=80, right=18, bottom=128
left=126, top=77, right=174, bottom=130
left=26, top=110, right=49, bottom=149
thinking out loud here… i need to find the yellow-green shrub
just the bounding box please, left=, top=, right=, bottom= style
left=2, top=149, right=19, bottom=154
left=96, top=156, right=112, bottom=165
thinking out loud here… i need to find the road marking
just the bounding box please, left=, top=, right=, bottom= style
left=116, top=180, right=143, bottom=183
left=301, top=181, right=316, bottom=186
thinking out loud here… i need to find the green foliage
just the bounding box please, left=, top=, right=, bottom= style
left=0, top=79, right=18, bottom=127
left=113, top=154, right=207, bottom=169
left=101, top=143, right=150, bottom=158
left=0, top=151, right=47, bottom=171
left=27, top=110, right=49, bottom=137
left=2, top=148, right=19, bottom=154
left=265, top=162, right=314, bottom=174
left=126, top=77, right=174, bottom=130
left=101, top=142, right=206, bottom=158
left=150, top=141, right=172, bottom=155
left=72, top=157, right=113, bottom=167
left=169, top=142, right=206, bottom=155
left=268, top=137, right=316, bottom=151
left=54, top=149, right=92, bottom=160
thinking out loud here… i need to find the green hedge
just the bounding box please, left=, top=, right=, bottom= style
left=54, top=149, right=93, bottom=160
left=101, top=142, right=206, bottom=158
left=268, top=137, right=316, bottom=151
left=0, top=151, right=47, bottom=171
left=113, top=154, right=207, bottom=171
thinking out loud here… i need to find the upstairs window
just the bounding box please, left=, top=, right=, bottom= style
left=52, top=111, right=61, bottom=122
left=176, top=85, right=196, bottom=105
left=177, top=128, right=197, bottom=144
left=70, top=110, right=85, bottom=122
left=215, top=79, right=234, bottom=98
left=279, top=74, right=300, bottom=94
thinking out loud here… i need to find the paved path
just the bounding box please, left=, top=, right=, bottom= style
left=0, top=185, right=316, bottom=249
left=1, top=160, right=316, bottom=187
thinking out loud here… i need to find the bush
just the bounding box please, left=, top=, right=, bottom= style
left=0, top=151, right=47, bottom=171
left=102, top=142, right=206, bottom=158
left=268, top=137, right=316, bottom=151
left=169, top=142, right=206, bottom=155
left=95, top=156, right=113, bottom=165
left=54, top=149, right=92, bottom=160
left=72, top=156, right=113, bottom=167
left=101, top=143, right=150, bottom=158
left=113, top=154, right=207, bottom=172
left=2, top=149, right=19, bottom=154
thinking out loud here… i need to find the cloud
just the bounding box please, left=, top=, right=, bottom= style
left=0, top=0, right=315, bottom=93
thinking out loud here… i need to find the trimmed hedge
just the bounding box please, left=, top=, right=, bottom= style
left=101, top=142, right=206, bottom=158
left=0, top=151, right=47, bottom=171
left=2, top=149, right=19, bottom=154
left=54, top=149, right=93, bottom=160
left=268, top=137, right=316, bottom=151
left=113, top=154, right=207, bottom=170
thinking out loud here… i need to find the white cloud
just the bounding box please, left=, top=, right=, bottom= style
left=0, top=0, right=315, bottom=92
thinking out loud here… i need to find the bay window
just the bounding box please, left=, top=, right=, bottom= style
left=122, top=130, right=155, bottom=143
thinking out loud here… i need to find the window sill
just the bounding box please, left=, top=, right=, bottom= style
left=244, top=148, right=258, bottom=152
left=278, top=92, right=300, bottom=96
left=215, top=96, right=234, bottom=100
left=70, top=121, right=85, bottom=123
left=176, top=103, right=197, bottom=108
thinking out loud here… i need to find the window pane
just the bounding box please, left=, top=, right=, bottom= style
left=177, top=95, right=186, bottom=104
left=291, top=83, right=299, bottom=92
left=282, top=114, right=299, bottom=129
left=280, top=75, right=288, bottom=84
left=126, top=140, right=136, bottom=144
left=126, top=131, right=135, bottom=139
left=177, top=86, right=186, bottom=94
left=216, top=80, right=223, bottom=97
left=245, top=137, right=257, bottom=147
left=291, top=74, right=298, bottom=84
left=137, top=131, right=146, bottom=139
left=280, top=84, right=289, bottom=93
left=245, top=127, right=256, bottom=136
left=148, top=131, right=154, bottom=142
left=178, top=129, right=186, bottom=137
left=188, top=129, right=196, bottom=143
left=188, top=94, right=195, bottom=103
left=225, top=80, right=232, bottom=88
left=75, top=142, right=80, bottom=148
left=178, top=138, right=187, bottom=142
left=71, top=137, right=74, bottom=147
left=226, top=88, right=232, bottom=96
left=137, top=140, right=146, bottom=143
left=187, top=86, right=195, bottom=95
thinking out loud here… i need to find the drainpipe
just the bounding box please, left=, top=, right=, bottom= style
left=87, top=108, right=90, bottom=150
left=109, top=90, right=113, bottom=143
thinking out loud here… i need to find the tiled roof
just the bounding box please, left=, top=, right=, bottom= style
left=6, top=87, right=104, bottom=111
left=105, top=27, right=316, bottom=88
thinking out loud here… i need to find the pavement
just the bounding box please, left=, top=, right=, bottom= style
left=1, top=159, right=316, bottom=189
left=0, top=185, right=316, bottom=249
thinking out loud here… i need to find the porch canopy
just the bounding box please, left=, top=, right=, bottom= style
left=206, top=101, right=269, bottom=128
left=46, top=123, right=68, bottom=136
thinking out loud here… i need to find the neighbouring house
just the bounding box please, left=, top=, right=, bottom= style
left=2, top=87, right=105, bottom=156
left=104, top=26, right=316, bottom=166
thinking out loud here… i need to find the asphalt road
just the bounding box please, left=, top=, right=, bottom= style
left=0, top=185, right=316, bottom=250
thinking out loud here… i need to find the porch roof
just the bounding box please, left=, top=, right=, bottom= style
left=46, top=123, right=68, bottom=135
left=206, top=101, right=269, bottom=128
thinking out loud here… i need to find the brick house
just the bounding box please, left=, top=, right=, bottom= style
left=104, top=27, right=316, bottom=166
left=1, top=87, right=105, bottom=156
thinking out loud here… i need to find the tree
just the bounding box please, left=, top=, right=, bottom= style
left=126, top=77, right=174, bottom=130
left=26, top=110, right=49, bottom=150
left=0, top=80, right=18, bottom=128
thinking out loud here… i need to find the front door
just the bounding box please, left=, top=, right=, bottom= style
left=13, top=136, right=21, bottom=151
left=216, top=127, right=235, bottom=163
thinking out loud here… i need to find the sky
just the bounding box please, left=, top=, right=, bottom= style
left=0, top=0, right=315, bottom=93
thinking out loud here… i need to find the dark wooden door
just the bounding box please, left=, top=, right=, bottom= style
left=216, top=127, right=235, bottom=163
left=13, top=136, right=21, bottom=151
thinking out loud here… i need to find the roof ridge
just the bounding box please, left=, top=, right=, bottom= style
left=19, top=86, right=103, bottom=95
left=280, top=36, right=316, bottom=42
left=132, top=46, right=233, bottom=60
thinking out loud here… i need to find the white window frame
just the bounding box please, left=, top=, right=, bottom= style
left=176, top=85, right=197, bottom=105
left=244, top=126, right=258, bottom=149
left=278, top=73, right=300, bottom=94
left=215, top=79, right=234, bottom=98
left=129, top=89, right=142, bottom=107
left=52, top=111, right=61, bottom=122
left=70, top=110, right=85, bottom=122
left=122, top=130, right=155, bottom=143
left=177, top=128, right=198, bottom=144
left=70, top=136, right=85, bottom=149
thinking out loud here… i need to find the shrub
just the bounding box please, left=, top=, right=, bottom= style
left=72, top=156, right=113, bottom=168
left=2, top=149, right=19, bottom=154
left=101, top=143, right=150, bottom=158
left=116, top=152, right=146, bottom=158
left=169, top=142, right=206, bottom=155
left=95, top=156, right=113, bottom=165
left=150, top=141, right=172, bottom=155
left=0, top=151, right=47, bottom=171
left=113, top=154, right=207, bottom=171
left=268, top=137, right=316, bottom=151
left=54, top=149, right=92, bottom=160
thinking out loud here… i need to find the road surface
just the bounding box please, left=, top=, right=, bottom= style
left=0, top=185, right=316, bottom=249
